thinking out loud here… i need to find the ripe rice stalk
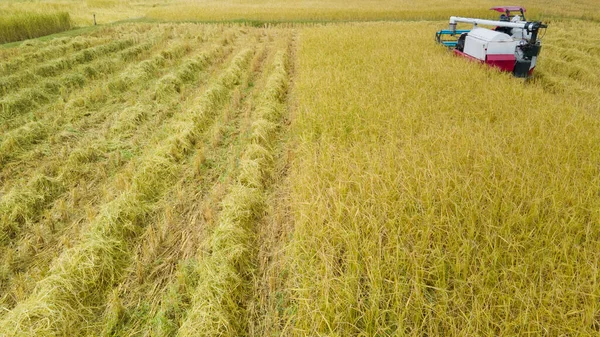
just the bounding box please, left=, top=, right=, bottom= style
left=0, top=11, right=71, bottom=44
left=269, top=22, right=600, bottom=336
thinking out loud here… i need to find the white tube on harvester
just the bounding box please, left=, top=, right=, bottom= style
left=449, top=16, right=528, bottom=31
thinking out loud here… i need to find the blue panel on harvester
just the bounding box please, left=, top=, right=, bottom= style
left=442, top=41, right=458, bottom=47
left=435, top=29, right=470, bottom=48
left=437, top=29, right=471, bottom=35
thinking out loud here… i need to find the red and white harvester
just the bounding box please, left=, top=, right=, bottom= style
left=436, top=6, right=548, bottom=77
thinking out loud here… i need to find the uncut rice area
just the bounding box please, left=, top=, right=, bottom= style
left=262, top=21, right=600, bottom=336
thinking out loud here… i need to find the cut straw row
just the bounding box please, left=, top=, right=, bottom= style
left=0, top=39, right=139, bottom=120
left=0, top=36, right=98, bottom=75
left=0, top=42, right=228, bottom=249
left=94, top=41, right=270, bottom=337
left=0, top=36, right=152, bottom=97
left=0, top=37, right=238, bottom=317
left=177, top=45, right=290, bottom=337
left=0, top=38, right=167, bottom=162
left=0, top=47, right=255, bottom=337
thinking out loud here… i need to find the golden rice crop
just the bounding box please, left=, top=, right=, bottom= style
left=146, top=0, right=600, bottom=22
left=1, top=0, right=597, bottom=26
left=0, top=11, right=71, bottom=44
left=257, top=22, right=600, bottom=336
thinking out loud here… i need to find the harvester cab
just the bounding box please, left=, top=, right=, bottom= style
left=435, top=6, right=547, bottom=78
left=491, top=6, right=526, bottom=21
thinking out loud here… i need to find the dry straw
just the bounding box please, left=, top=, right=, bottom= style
left=178, top=46, right=290, bottom=337
left=0, top=44, right=257, bottom=337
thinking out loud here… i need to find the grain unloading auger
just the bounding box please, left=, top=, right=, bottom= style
left=436, top=6, right=547, bottom=77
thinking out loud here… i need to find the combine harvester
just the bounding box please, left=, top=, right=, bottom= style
left=436, top=6, right=548, bottom=77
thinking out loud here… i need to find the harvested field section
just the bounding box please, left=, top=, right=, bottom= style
left=98, top=32, right=294, bottom=337
left=0, top=38, right=137, bottom=103
left=0, top=35, right=107, bottom=78
left=0, top=23, right=298, bottom=336
left=178, top=36, right=293, bottom=337
left=0, top=25, right=162, bottom=130
left=268, top=22, right=600, bottom=336
left=0, top=27, right=239, bottom=315
left=0, top=24, right=220, bottom=175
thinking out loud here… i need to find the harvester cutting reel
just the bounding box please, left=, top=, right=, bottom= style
left=436, top=6, right=547, bottom=77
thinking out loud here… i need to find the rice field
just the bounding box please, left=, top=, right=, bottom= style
left=0, top=1, right=599, bottom=336
left=1, top=0, right=598, bottom=27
